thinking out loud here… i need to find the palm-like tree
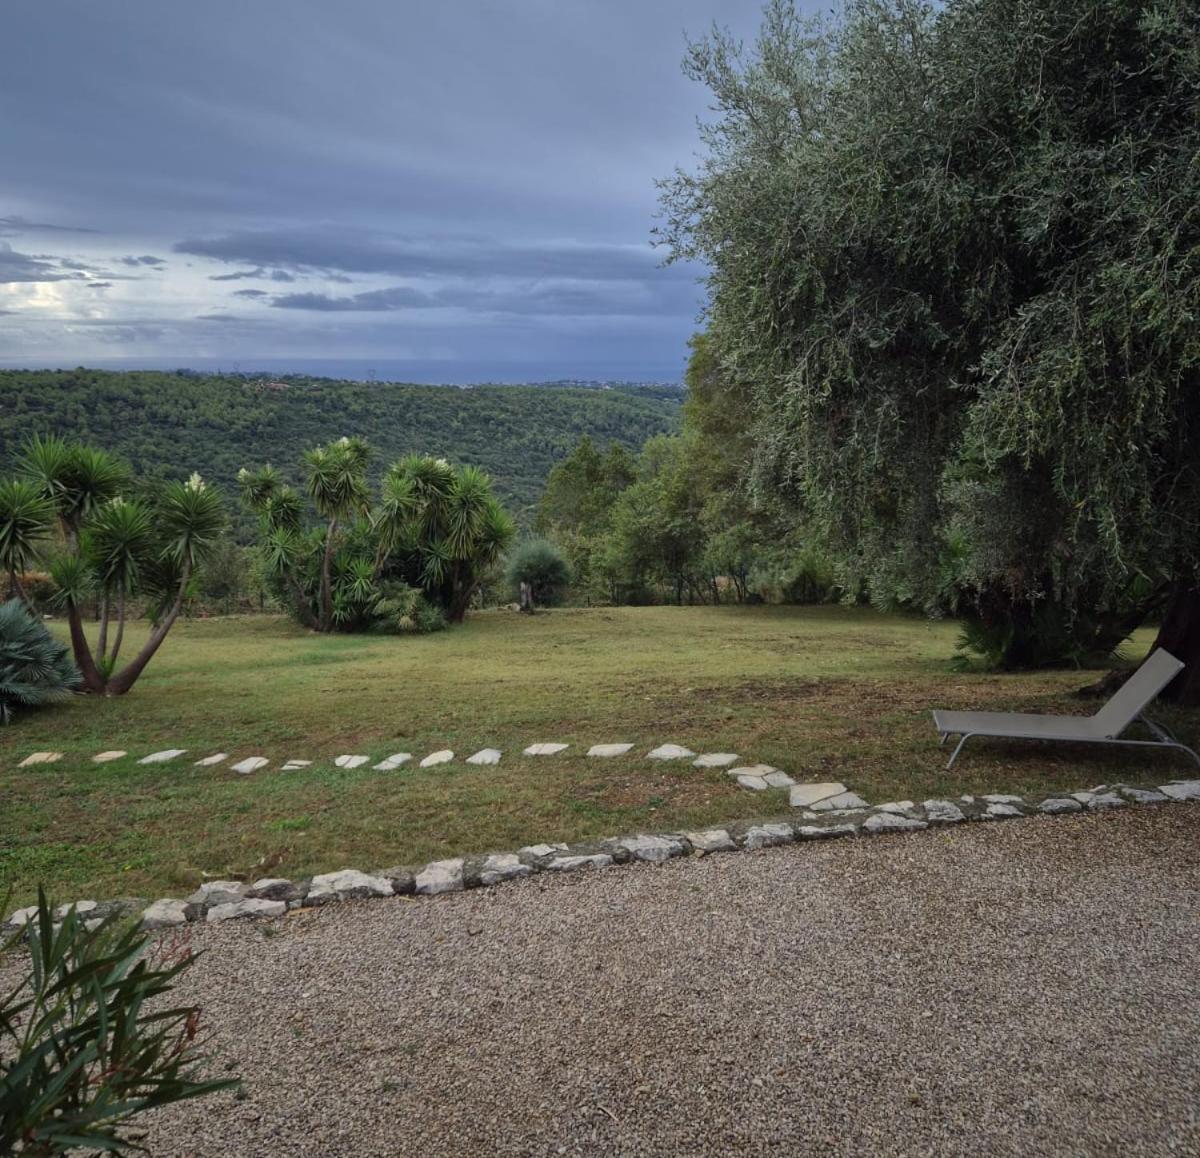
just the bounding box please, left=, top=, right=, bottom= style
left=85, top=497, right=154, bottom=667
left=20, top=435, right=128, bottom=546
left=303, top=437, right=371, bottom=631
left=0, top=480, right=55, bottom=603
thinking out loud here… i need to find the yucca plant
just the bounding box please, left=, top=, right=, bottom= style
left=0, top=889, right=236, bottom=1154
left=0, top=601, right=80, bottom=725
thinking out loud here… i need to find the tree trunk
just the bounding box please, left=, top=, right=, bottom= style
left=7, top=570, right=31, bottom=608
left=318, top=517, right=338, bottom=632
left=519, top=581, right=534, bottom=614
left=106, top=562, right=191, bottom=696
left=1151, top=581, right=1200, bottom=705
left=285, top=572, right=320, bottom=631
left=111, top=590, right=127, bottom=665
left=97, top=592, right=110, bottom=663
left=65, top=599, right=107, bottom=694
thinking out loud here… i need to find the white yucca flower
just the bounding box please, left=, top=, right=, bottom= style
left=186, top=472, right=206, bottom=492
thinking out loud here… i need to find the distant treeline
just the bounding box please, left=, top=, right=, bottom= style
left=0, top=368, right=682, bottom=526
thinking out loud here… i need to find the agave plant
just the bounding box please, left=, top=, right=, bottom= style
left=0, top=600, right=80, bottom=725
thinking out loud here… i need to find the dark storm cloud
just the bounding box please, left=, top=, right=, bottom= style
left=232, top=288, right=269, bottom=299
left=0, top=241, right=72, bottom=283
left=118, top=255, right=166, bottom=267
left=0, top=215, right=98, bottom=236
left=86, top=281, right=114, bottom=289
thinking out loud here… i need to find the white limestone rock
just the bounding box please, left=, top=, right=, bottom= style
left=1086, top=791, right=1126, bottom=810
left=7, top=905, right=39, bottom=927
left=206, top=898, right=286, bottom=923
left=647, top=744, right=695, bottom=760
left=763, top=770, right=796, bottom=789
left=983, top=794, right=1024, bottom=804
left=18, top=751, right=63, bottom=767
left=334, top=754, right=369, bottom=769
left=479, top=854, right=532, bottom=886
left=923, top=800, right=966, bottom=825
left=811, top=791, right=869, bottom=811
left=1119, top=786, right=1169, bottom=804
left=588, top=743, right=634, bottom=758
left=282, top=759, right=312, bottom=771
left=617, top=834, right=686, bottom=864
left=374, top=753, right=412, bottom=770
left=1071, top=791, right=1096, bottom=804
left=1159, top=780, right=1200, bottom=802
left=141, top=899, right=189, bottom=929
left=518, top=843, right=569, bottom=859
left=419, top=749, right=455, bottom=768
left=742, top=823, right=793, bottom=850
left=466, top=748, right=502, bottom=766
left=1039, top=797, right=1083, bottom=814
left=523, top=742, right=569, bottom=756
left=876, top=801, right=916, bottom=815
left=796, top=823, right=858, bottom=840
left=415, top=859, right=465, bottom=895
left=788, top=782, right=847, bottom=809
left=692, top=752, right=739, bottom=768
left=231, top=756, right=268, bottom=774
left=684, top=829, right=736, bottom=853
left=194, top=753, right=228, bottom=766
left=139, top=749, right=186, bottom=765
left=308, top=869, right=393, bottom=903
left=863, top=812, right=928, bottom=835
left=53, top=900, right=98, bottom=920
left=983, top=803, right=1023, bottom=819
left=92, top=751, right=126, bottom=763
left=736, top=775, right=769, bottom=791
left=545, top=853, right=613, bottom=872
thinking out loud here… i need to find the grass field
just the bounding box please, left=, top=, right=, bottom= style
left=2, top=606, right=1194, bottom=908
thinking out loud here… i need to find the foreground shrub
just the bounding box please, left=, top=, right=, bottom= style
left=0, top=600, right=79, bottom=725
left=0, top=890, right=235, bottom=1154
left=506, top=539, right=571, bottom=609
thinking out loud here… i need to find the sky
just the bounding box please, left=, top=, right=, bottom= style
left=0, top=1, right=773, bottom=383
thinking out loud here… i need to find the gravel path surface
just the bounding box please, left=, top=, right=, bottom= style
left=128, top=807, right=1200, bottom=1156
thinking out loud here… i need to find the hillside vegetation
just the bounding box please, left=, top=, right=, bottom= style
left=0, top=369, right=681, bottom=520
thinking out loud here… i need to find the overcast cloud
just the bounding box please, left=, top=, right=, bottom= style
left=0, top=0, right=783, bottom=382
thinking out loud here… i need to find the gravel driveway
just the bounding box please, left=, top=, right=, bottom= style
left=131, top=807, right=1200, bottom=1156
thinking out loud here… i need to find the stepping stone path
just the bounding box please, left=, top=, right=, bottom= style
left=335, top=755, right=369, bottom=769
left=139, top=749, right=186, bottom=764
left=524, top=742, right=569, bottom=756
left=282, top=759, right=311, bottom=771
left=693, top=752, right=739, bottom=768
left=420, top=749, right=454, bottom=768
left=374, top=753, right=412, bottom=770
left=19, top=752, right=63, bottom=767
left=788, top=782, right=847, bottom=808
left=647, top=744, right=694, bottom=760
left=194, top=753, right=228, bottom=766
left=727, top=764, right=794, bottom=791
left=92, top=751, right=126, bottom=763
left=231, top=756, right=268, bottom=775
left=466, top=748, right=502, bottom=765
left=588, top=743, right=633, bottom=758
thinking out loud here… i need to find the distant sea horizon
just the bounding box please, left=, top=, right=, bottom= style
left=0, top=356, right=684, bottom=388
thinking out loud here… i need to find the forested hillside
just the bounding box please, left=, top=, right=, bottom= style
left=0, top=369, right=681, bottom=521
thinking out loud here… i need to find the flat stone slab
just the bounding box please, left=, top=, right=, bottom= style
left=141, top=898, right=189, bottom=929
left=693, top=752, right=740, bottom=768
left=763, top=770, right=796, bottom=788
left=466, top=748, right=502, bottom=765
left=308, top=869, right=393, bottom=903
left=1159, top=780, right=1200, bottom=802
left=743, top=823, right=793, bottom=850
left=7, top=905, right=39, bottom=926
left=53, top=900, right=98, bottom=919
left=588, top=743, right=634, bottom=758
left=1039, top=797, right=1083, bottom=814
left=334, top=754, right=369, bottom=769
left=812, top=791, right=869, bottom=811
left=685, top=829, right=736, bottom=853
left=617, top=834, right=686, bottom=864
left=788, top=782, right=847, bottom=808
left=282, top=759, right=312, bottom=771
left=524, top=742, right=569, bottom=756
left=983, top=794, right=1024, bottom=804
left=736, top=775, right=769, bottom=791
left=877, top=801, right=916, bottom=814
left=415, top=858, right=464, bottom=894
left=374, top=753, right=412, bottom=770
left=1120, top=786, right=1168, bottom=803
left=545, top=853, right=613, bottom=872
left=139, top=749, right=186, bottom=765
left=518, top=843, right=569, bottom=859
left=19, top=751, right=63, bottom=767
left=479, top=853, right=532, bottom=886
left=1086, top=791, right=1125, bottom=810
left=92, top=750, right=126, bottom=763
left=863, top=813, right=928, bottom=835
left=194, top=753, right=228, bottom=766
left=231, top=756, right=268, bottom=774
left=796, top=823, right=858, bottom=840
left=419, top=749, right=455, bottom=768
left=207, top=898, right=286, bottom=923
left=186, top=880, right=248, bottom=907
left=983, top=803, right=1023, bottom=820
left=646, top=744, right=695, bottom=760
left=923, top=800, right=967, bottom=824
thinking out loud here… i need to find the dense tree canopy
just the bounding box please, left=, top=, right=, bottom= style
left=660, top=0, right=1200, bottom=693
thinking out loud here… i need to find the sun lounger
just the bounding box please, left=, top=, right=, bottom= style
left=932, top=648, right=1199, bottom=769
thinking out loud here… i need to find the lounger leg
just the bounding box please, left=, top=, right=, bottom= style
left=946, top=734, right=973, bottom=770
left=939, top=732, right=950, bottom=747
left=1171, top=741, right=1200, bottom=769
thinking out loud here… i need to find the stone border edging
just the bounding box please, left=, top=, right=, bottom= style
left=4, top=779, right=1199, bottom=937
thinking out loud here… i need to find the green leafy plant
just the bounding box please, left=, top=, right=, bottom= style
left=0, top=890, right=236, bottom=1154
left=0, top=600, right=79, bottom=725
left=506, top=539, right=571, bottom=609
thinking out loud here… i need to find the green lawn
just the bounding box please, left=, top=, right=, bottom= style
left=1, top=606, right=1194, bottom=908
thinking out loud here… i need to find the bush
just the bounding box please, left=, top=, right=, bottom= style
left=0, top=890, right=235, bottom=1154
left=0, top=600, right=79, bottom=725
left=506, top=540, right=571, bottom=608
left=14, top=573, right=58, bottom=613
